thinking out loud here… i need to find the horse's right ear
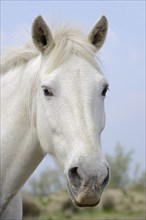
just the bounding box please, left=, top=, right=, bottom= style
left=32, top=16, right=54, bottom=53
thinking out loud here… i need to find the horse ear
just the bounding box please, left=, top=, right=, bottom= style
left=32, top=16, right=54, bottom=53
left=88, top=16, right=108, bottom=50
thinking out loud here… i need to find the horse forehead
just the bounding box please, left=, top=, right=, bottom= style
left=66, top=56, right=97, bottom=72
left=59, top=56, right=103, bottom=81
left=42, top=56, right=104, bottom=86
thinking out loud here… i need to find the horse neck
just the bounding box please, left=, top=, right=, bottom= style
left=1, top=56, right=44, bottom=210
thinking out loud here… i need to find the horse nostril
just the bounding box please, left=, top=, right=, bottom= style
left=68, top=167, right=82, bottom=188
left=69, top=167, right=79, bottom=179
left=102, top=168, right=109, bottom=188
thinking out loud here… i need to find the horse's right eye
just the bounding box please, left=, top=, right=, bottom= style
left=42, top=86, right=54, bottom=97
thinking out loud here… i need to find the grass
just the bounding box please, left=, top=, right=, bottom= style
left=27, top=210, right=145, bottom=220
left=23, top=188, right=146, bottom=220
left=72, top=209, right=145, bottom=220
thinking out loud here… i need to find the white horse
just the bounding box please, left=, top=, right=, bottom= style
left=0, top=15, right=110, bottom=219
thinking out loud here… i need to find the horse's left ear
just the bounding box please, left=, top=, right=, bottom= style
left=32, top=15, right=54, bottom=53
left=88, top=16, right=108, bottom=50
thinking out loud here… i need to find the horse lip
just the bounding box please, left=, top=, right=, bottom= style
left=74, top=198, right=100, bottom=207
left=67, top=180, right=100, bottom=208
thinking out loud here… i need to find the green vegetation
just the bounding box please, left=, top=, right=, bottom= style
left=26, top=168, right=65, bottom=196
left=23, top=188, right=145, bottom=220
left=106, top=144, right=133, bottom=188
left=23, top=144, right=146, bottom=220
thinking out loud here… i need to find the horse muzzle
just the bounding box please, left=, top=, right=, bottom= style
left=66, top=166, right=109, bottom=207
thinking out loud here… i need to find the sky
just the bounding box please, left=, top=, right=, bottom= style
left=1, top=1, right=145, bottom=180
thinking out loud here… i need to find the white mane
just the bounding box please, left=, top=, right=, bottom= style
left=1, top=25, right=102, bottom=74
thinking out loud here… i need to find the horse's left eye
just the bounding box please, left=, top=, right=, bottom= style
left=102, top=85, right=109, bottom=97
left=42, top=86, right=54, bottom=97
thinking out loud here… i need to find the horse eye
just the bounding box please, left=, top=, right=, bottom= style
left=42, top=86, right=54, bottom=97
left=102, top=85, right=109, bottom=97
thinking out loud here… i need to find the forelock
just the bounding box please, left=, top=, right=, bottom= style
left=44, top=25, right=102, bottom=74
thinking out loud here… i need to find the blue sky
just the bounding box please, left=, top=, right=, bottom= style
left=1, top=1, right=145, bottom=177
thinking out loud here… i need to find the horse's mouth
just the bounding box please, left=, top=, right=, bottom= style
left=73, top=197, right=100, bottom=207
left=67, top=181, right=100, bottom=207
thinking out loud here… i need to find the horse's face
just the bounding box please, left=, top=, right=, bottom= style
left=37, top=56, right=109, bottom=206
left=33, top=16, right=109, bottom=207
